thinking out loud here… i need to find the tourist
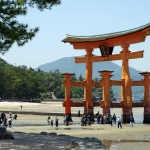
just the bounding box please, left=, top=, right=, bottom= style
left=117, top=116, right=122, bottom=128
left=13, top=114, right=17, bottom=120
left=97, top=114, right=100, bottom=124
left=1, top=112, right=5, bottom=123
left=21, top=105, right=22, bottom=110
left=109, top=115, right=113, bottom=126
left=63, top=115, right=66, bottom=125
left=47, top=115, right=50, bottom=124
left=101, top=115, right=104, bottom=125
left=106, top=115, right=110, bottom=124
left=50, top=117, right=53, bottom=128
left=0, top=116, right=2, bottom=125
left=4, top=117, right=7, bottom=128
left=81, top=115, right=86, bottom=126
left=8, top=115, right=13, bottom=128
left=78, top=110, right=80, bottom=117
left=130, top=115, right=135, bottom=127
left=87, top=114, right=91, bottom=126
left=96, top=111, right=99, bottom=117
left=65, top=115, right=69, bottom=126
left=55, top=116, right=59, bottom=127
left=112, top=113, right=116, bottom=124
left=103, top=114, right=106, bottom=124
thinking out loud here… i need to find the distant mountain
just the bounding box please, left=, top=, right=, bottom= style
left=36, top=56, right=143, bottom=93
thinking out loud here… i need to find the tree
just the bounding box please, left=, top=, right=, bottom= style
left=78, top=74, right=83, bottom=81
left=71, top=74, right=77, bottom=81
left=0, top=0, right=61, bottom=54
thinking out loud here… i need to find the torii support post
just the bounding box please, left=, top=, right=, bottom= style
left=140, top=72, right=150, bottom=123
left=84, top=48, right=94, bottom=118
left=99, top=70, right=113, bottom=115
left=120, top=44, right=133, bottom=123
left=61, top=73, right=74, bottom=122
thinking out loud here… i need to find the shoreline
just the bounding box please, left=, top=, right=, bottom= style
left=0, top=102, right=150, bottom=149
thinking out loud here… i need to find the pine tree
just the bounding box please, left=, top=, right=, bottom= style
left=0, top=0, right=61, bottom=54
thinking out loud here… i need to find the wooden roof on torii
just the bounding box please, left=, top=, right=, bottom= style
left=62, top=23, right=150, bottom=49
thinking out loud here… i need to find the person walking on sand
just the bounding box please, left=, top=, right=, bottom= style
left=55, top=116, right=59, bottom=127
left=109, top=115, right=113, bottom=126
left=78, top=110, right=80, bottom=117
left=21, top=105, right=22, bottom=110
left=47, top=115, right=50, bottom=124
left=117, top=116, right=122, bottom=128
left=112, top=113, right=116, bottom=124
left=8, top=115, right=13, bottom=128
left=130, top=115, right=135, bottom=127
left=50, top=117, right=53, bottom=128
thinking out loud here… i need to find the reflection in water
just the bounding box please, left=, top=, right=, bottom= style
left=102, top=139, right=150, bottom=150
left=55, top=127, right=104, bottom=130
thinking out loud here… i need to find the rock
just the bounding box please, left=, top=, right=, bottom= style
left=48, top=132, right=57, bottom=136
left=0, top=127, right=14, bottom=139
left=0, top=126, right=6, bottom=133
left=40, top=132, right=47, bottom=135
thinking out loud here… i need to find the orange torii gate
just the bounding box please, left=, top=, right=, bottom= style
left=62, top=23, right=150, bottom=123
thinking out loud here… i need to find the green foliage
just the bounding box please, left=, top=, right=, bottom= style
left=0, top=58, right=115, bottom=100
left=78, top=74, right=84, bottom=81
left=0, top=0, right=61, bottom=53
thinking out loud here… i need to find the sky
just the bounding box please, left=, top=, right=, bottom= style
left=1, top=0, right=150, bottom=71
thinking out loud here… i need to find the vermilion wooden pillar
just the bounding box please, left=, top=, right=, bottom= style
left=140, top=72, right=150, bottom=123
left=99, top=70, right=113, bottom=115
left=61, top=73, right=74, bottom=122
left=120, top=44, right=133, bottom=123
left=84, top=48, right=94, bottom=116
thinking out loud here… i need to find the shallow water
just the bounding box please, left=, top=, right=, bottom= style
left=103, top=139, right=150, bottom=150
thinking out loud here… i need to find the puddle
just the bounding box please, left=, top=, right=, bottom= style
left=102, top=139, right=150, bottom=150
left=54, top=127, right=104, bottom=130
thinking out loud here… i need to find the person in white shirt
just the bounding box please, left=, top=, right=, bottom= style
left=117, top=116, right=122, bottom=128
left=50, top=117, right=53, bottom=127
left=8, top=116, right=12, bottom=128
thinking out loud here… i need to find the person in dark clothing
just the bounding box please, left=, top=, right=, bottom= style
left=78, top=110, right=80, bottom=117
left=0, top=117, right=2, bottom=124
left=87, top=114, right=91, bottom=126
left=65, top=115, right=69, bottom=126
left=96, top=111, right=99, bottom=117
left=55, top=116, right=59, bottom=127
left=130, top=115, right=135, bottom=127
left=13, top=114, right=17, bottom=120
left=101, top=115, right=104, bottom=125
left=4, top=117, right=7, bottom=128
left=21, top=105, right=22, bottom=110
left=112, top=113, right=116, bottom=124
left=109, top=115, right=113, bottom=126
left=47, top=115, right=50, bottom=124
left=97, top=114, right=100, bottom=124
left=1, top=112, right=5, bottom=123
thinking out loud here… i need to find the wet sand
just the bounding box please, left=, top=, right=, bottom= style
left=0, top=101, right=150, bottom=149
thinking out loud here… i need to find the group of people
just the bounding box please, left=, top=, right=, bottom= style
left=0, top=112, right=17, bottom=128
left=47, top=115, right=59, bottom=127
left=78, top=110, right=135, bottom=128
left=96, top=112, right=117, bottom=126
left=81, top=113, right=92, bottom=126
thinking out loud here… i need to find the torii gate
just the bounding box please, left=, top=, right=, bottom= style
left=62, top=23, right=150, bottom=123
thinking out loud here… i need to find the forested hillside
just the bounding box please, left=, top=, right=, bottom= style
left=0, top=58, right=109, bottom=100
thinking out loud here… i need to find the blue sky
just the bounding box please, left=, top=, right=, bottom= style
left=1, top=0, right=150, bottom=71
